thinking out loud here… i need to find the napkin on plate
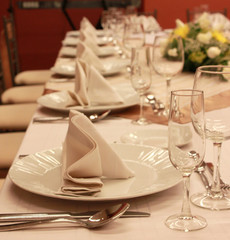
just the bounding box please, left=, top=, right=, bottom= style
left=138, top=15, right=162, bottom=32
left=76, top=41, right=106, bottom=72
left=80, top=17, right=97, bottom=33
left=79, top=30, right=115, bottom=56
left=64, top=58, right=124, bottom=107
left=79, top=30, right=102, bottom=55
left=60, top=110, right=135, bottom=196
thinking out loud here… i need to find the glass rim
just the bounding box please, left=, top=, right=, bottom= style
left=197, top=65, right=230, bottom=74
left=171, top=89, right=203, bottom=96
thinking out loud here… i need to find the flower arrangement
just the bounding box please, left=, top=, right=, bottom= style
left=169, top=13, right=230, bottom=73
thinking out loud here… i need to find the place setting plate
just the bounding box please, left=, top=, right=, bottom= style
left=37, top=84, right=139, bottom=113
left=120, top=126, right=192, bottom=149
left=9, top=143, right=181, bottom=201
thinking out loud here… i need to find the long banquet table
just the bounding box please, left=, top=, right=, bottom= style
left=1, top=32, right=230, bottom=239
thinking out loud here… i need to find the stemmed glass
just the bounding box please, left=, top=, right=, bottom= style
left=130, top=47, right=152, bottom=125
left=165, top=90, right=207, bottom=231
left=123, top=20, right=145, bottom=58
left=152, top=33, right=184, bottom=115
left=191, top=65, right=230, bottom=210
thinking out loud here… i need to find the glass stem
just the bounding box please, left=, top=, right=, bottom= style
left=166, top=78, right=171, bottom=108
left=181, top=174, right=192, bottom=218
left=211, top=142, right=222, bottom=195
left=139, top=94, right=145, bottom=120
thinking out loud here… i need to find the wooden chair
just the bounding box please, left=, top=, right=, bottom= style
left=0, top=131, right=25, bottom=179
left=0, top=29, right=44, bottom=104
left=3, top=14, right=53, bottom=86
left=0, top=46, right=37, bottom=131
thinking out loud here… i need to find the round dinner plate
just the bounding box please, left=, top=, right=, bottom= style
left=37, top=83, right=139, bottom=113
left=50, top=58, right=129, bottom=77
left=9, top=144, right=181, bottom=201
left=120, top=127, right=192, bottom=149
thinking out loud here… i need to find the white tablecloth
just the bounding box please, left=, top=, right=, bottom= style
left=1, top=31, right=230, bottom=239
left=1, top=108, right=230, bottom=239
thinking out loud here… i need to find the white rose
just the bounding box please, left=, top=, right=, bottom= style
left=197, top=31, right=212, bottom=44
left=197, top=12, right=211, bottom=29
left=175, top=19, right=185, bottom=28
left=207, top=46, right=221, bottom=58
left=168, top=48, right=178, bottom=57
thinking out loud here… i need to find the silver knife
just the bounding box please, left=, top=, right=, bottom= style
left=0, top=210, right=150, bottom=222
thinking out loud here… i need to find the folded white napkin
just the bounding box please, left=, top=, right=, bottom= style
left=76, top=41, right=106, bottom=72
left=79, top=30, right=115, bottom=56
left=65, top=59, right=124, bottom=107
left=60, top=110, right=135, bottom=196
left=77, top=41, right=129, bottom=74
left=79, top=30, right=102, bottom=55
left=80, top=17, right=97, bottom=33
left=139, top=15, right=162, bottom=32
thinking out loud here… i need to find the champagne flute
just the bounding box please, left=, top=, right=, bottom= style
left=152, top=33, right=184, bottom=115
left=191, top=65, right=230, bottom=210
left=130, top=47, right=152, bottom=125
left=165, top=89, right=207, bottom=231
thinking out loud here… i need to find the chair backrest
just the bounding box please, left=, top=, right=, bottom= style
left=186, top=8, right=228, bottom=22
left=3, top=14, right=20, bottom=86
left=0, top=47, right=5, bottom=96
left=0, top=29, right=14, bottom=89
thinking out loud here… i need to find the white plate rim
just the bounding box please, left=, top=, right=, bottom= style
left=120, top=127, right=192, bottom=148
left=37, top=90, right=139, bottom=113
left=9, top=144, right=181, bottom=201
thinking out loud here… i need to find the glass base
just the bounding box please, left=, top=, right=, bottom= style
left=131, top=118, right=152, bottom=125
left=165, top=214, right=207, bottom=232
left=191, top=192, right=230, bottom=210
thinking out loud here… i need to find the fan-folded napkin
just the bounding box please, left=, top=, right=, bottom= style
left=64, top=59, right=124, bottom=107
left=60, top=110, right=135, bottom=195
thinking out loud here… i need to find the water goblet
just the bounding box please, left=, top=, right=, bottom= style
left=165, top=89, right=207, bottom=231
left=130, top=47, right=152, bottom=125
left=191, top=65, right=230, bottom=210
left=152, top=33, right=184, bottom=115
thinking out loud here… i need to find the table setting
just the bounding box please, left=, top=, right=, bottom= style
left=1, top=9, right=230, bottom=239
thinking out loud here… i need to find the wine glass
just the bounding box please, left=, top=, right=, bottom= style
left=165, top=89, right=207, bottom=231
left=152, top=33, right=184, bottom=115
left=191, top=65, right=230, bottom=210
left=130, top=47, right=152, bottom=125
left=123, top=19, right=145, bottom=58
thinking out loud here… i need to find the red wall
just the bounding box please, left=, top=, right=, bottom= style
left=143, top=0, right=229, bottom=29
left=0, top=0, right=229, bottom=71
left=0, top=0, right=103, bottom=70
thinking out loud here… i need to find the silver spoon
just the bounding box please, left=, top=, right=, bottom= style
left=33, top=110, right=111, bottom=123
left=0, top=203, right=129, bottom=231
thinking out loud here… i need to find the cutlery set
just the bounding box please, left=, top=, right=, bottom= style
left=0, top=204, right=150, bottom=231
left=33, top=110, right=111, bottom=123
left=196, top=161, right=230, bottom=192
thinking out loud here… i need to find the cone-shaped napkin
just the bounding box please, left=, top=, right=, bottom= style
left=79, top=30, right=115, bottom=56
left=80, top=17, right=97, bottom=33
left=77, top=41, right=106, bottom=72
left=64, top=59, right=124, bottom=107
left=60, top=110, right=135, bottom=195
left=79, top=30, right=98, bottom=53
